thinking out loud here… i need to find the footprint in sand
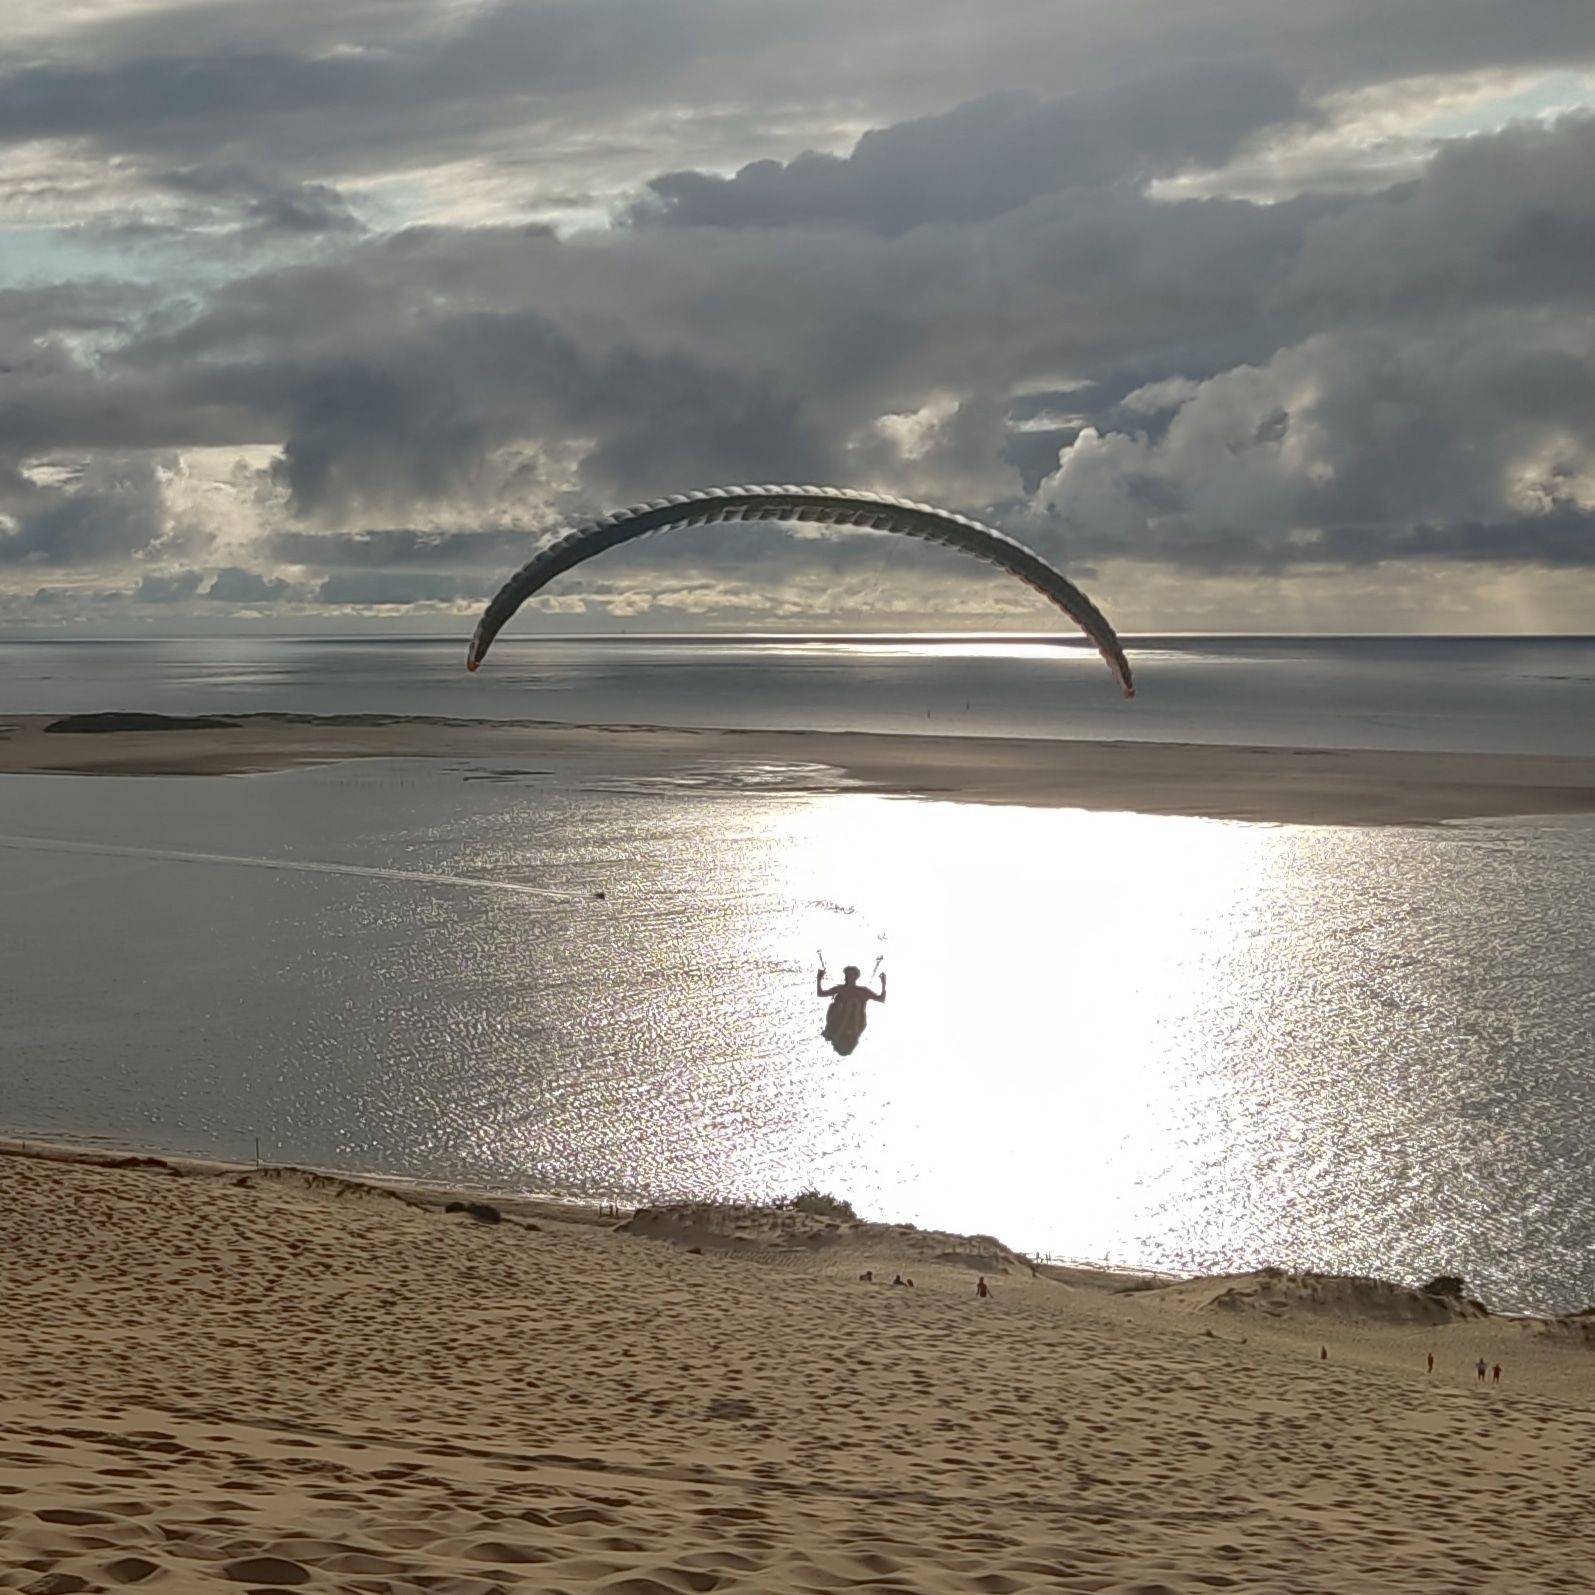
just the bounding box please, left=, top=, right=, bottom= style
left=219, top=1556, right=311, bottom=1585
left=102, top=1558, right=161, bottom=1585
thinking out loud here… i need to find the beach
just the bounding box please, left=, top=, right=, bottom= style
left=3, top=1141, right=1592, bottom=1594
left=6, top=656, right=1595, bottom=1590
left=5, top=712, right=1595, bottom=825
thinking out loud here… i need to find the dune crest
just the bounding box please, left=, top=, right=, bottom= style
left=621, top=1200, right=1030, bottom=1274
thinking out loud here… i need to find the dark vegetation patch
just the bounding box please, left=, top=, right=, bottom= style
left=44, top=712, right=238, bottom=734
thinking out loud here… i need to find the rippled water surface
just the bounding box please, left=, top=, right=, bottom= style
left=4, top=759, right=1594, bottom=1312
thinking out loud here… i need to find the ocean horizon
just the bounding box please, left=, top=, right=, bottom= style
left=6, top=631, right=1595, bottom=755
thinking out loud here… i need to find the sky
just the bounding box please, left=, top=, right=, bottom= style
left=2, top=0, right=1594, bottom=636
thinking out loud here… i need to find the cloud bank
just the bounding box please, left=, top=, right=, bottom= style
left=2, top=0, right=1593, bottom=631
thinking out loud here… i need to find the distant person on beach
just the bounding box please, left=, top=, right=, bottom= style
left=817, top=964, right=886, bottom=1056
left=1427, top=1352, right=1434, bottom=1374
left=976, top=1276, right=992, bottom=1299
left=1476, top=1358, right=1488, bottom=1383
left=1493, top=1363, right=1502, bottom=1384
left=892, top=1274, right=906, bottom=1287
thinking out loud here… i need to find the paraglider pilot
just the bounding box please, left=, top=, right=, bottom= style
left=817, top=963, right=886, bottom=1056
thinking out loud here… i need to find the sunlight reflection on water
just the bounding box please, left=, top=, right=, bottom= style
left=3, top=763, right=1594, bottom=1311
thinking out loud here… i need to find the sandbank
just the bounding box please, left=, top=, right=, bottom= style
left=2, top=1137, right=1593, bottom=1593
left=4, top=711, right=1595, bottom=825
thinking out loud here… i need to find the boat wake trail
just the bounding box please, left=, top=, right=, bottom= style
left=0, top=835, right=580, bottom=900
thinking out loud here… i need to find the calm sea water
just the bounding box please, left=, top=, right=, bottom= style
left=4, top=632, right=1595, bottom=753
left=3, top=636, right=1595, bottom=1312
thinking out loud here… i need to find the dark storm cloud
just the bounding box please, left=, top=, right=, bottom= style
left=1071, top=509, right=1595, bottom=576
left=314, top=570, right=486, bottom=605
left=633, top=63, right=1305, bottom=233
left=140, top=294, right=836, bottom=517
left=157, top=166, right=363, bottom=234
left=0, top=1, right=819, bottom=172
left=5, top=1, right=1595, bottom=616
left=268, top=527, right=533, bottom=568
left=12, top=107, right=1595, bottom=578
left=88, top=180, right=1321, bottom=522
left=1317, top=509, right=1595, bottom=567
left=0, top=281, right=162, bottom=346
left=135, top=567, right=203, bottom=601
left=1280, top=114, right=1595, bottom=315
left=2, top=0, right=1589, bottom=184
left=0, top=459, right=166, bottom=567
left=204, top=566, right=293, bottom=602
left=289, top=515, right=1012, bottom=577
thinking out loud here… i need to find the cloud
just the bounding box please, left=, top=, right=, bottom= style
left=314, top=570, right=486, bottom=606
left=3, top=0, right=1589, bottom=237
left=4, top=2, right=1595, bottom=628
left=135, top=566, right=202, bottom=600
left=204, top=565, right=292, bottom=602
left=633, top=63, right=1304, bottom=233
left=157, top=165, right=364, bottom=234
left=268, top=527, right=532, bottom=568
left=0, top=458, right=167, bottom=566
left=1278, top=112, right=1595, bottom=315
left=1315, top=507, right=1595, bottom=566
left=1031, top=314, right=1595, bottom=570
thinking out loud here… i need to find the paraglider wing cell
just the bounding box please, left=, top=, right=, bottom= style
left=466, top=486, right=1133, bottom=697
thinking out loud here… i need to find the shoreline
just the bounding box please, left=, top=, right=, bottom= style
left=5, top=710, right=1595, bottom=825
left=7, top=1132, right=1595, bottom=1589
left=3, top=1130, right=1587, bottom=1318
left=0, top=1130, right=1158, bottom=1293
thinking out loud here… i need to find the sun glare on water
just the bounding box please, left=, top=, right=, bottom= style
left=754, top=799, right=1284, bottom=1257
left=6, top=763, right=1593, bottom=1310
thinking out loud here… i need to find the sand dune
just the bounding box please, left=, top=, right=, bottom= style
left=5, top=711, right=1595, bottom=825
left=3, top=1147, right=1593, bottom=1593
left=1140, top=1268, right=1491, bottom=1324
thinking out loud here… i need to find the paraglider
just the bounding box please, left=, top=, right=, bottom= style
left=466, top=485, right=1134, bottom=698
left=817, top=954, right=886, bottom=1056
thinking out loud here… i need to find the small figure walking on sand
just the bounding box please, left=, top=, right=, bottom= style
left=976, top=1276, right=992, bottom=1299
left=1320, top=1346, right=1328, bottom=1361
left=1492, top=1363, right=1502, bottom=1384
left=1476, top=1357, right=1488, bottom=1383
left=1427, top=1352, right=1434, bottom=1374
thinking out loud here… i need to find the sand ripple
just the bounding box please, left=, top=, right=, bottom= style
left=3, top=1150, right=1593, bottom=1592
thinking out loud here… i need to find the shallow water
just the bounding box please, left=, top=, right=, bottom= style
left=5, top=632, right=1595, bottom=753
left=4, top=758, right=1593, bottom=1313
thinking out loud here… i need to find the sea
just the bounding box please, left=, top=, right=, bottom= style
left=3, top=633, right=1595, bottom=1313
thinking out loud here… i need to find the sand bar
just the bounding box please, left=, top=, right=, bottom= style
left=3, top=1139, right=1594, bottom=1593
left=4, top=711, right=1595, bottom=824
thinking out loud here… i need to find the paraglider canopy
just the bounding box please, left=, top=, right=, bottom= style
left=466, top=485, right=1134, bottom=698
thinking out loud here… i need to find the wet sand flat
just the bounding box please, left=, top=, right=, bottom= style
left=4, top=711, right=1595, bottom=825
